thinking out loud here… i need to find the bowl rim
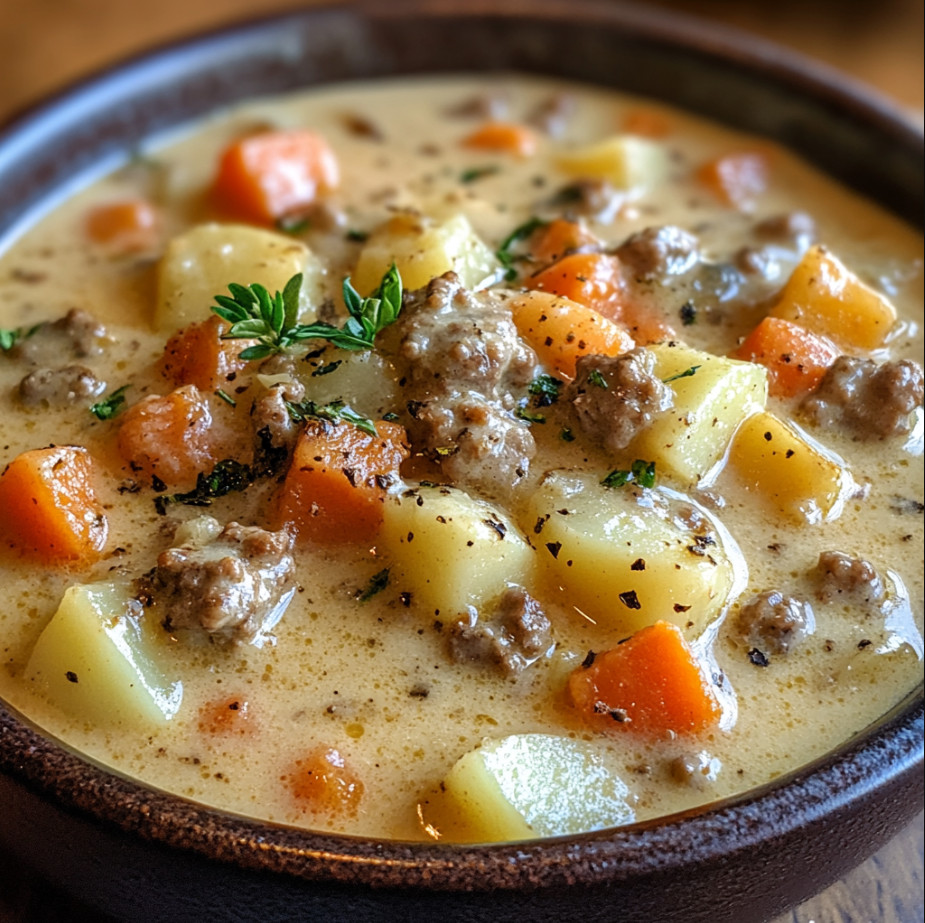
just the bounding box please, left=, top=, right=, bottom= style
left=0, top=0, right=922, bottom=899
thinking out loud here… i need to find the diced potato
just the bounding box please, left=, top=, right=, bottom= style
left=555, top=135, right=670, bottom=190
left=351, top=212, right=500, bottom=295
left=630, top=342, right=768, bottom=483
left=25, top=582, right=182, bottom=728
left=524, top=470, right=740, bottom=637
left=768, top=245, right=897, bottom=349
left=440, top=734, right=635, bottom=842
left=295, top=349, right=401, bottom=421
left=726, top=411, right=854, bottom=524
left=379, top=485, right=534, bottom=617
left=156, top=222, right=323, bottom=331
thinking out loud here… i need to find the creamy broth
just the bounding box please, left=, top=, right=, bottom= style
left=0, top=75, right=921, bottom=841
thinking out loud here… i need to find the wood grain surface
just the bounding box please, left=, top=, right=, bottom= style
left=0, top=2, right=921, bottom=921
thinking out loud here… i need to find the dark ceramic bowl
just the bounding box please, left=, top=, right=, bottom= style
left=0, top=2, right=922, bottom=921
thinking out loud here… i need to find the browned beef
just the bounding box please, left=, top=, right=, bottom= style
left=18, top=365, right=105, bottom=405
left=565, top=349, right=673, bottom=453
left=801, top=357, right=923, bottom=439
left=395, top=273, right=539, bottom=496
left=753, top=211, right=816, bottom=244
left=447, top=586, right=554, bottom=676
left=13, top=308, right=108, bottom=362
left=735, top=590, right=815, bottom=656
left=616, top=226, right=701, bottom=282
left=140, top=522, right=296, bottom=645
left=251, top=379, right=306, bottom=456
left=814, top=551, right=885, bottom=606
left=552, top=178, right=622, bottom=222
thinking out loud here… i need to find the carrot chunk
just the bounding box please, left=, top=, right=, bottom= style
left=276, top=419, right=409, bottom=544
left=213, top=129, right=339, bottom=224
left=117, top=385, right=216, bottom=488
left=285, top=746, right=364, bottom=817
left=697, top=151, right=769, bottom=209
left=508, top=290, right=634, bottom=380
left=621, top=107, right=673, bottom=139
left=85, top=198, right=159, bottom=253
left=160, top=315, right=254, bottom=392
left=731, top=316, right=840, bottom=398
left=568, top=620, right=722, bottom=736
left=0, top=445, right=107, bottom=564
left=462, top=121, right=538, bottom=157
left=527, top=218, right=601, bottom=267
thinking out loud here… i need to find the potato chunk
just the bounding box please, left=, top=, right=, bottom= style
left=25, top=582, right=182, bottom=728
left=726, top=411, right=854, bottom=523
left=156, top=223, right=322, bottom=331
left=379, top=485, right=534, bottom=617
left=351, top=212, right=500, bottom=295
left=556, top=135, right=669, bottom=190
left=768, top=245, right=897, bottom=349
left=629, top=342, right=768, bottom=483
left=524, top=470, right=741, bottom=637
left=440, top=734, right=635, bottom=841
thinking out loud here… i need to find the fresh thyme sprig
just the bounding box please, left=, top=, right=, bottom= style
left=213, top=264, right=403, bottom=360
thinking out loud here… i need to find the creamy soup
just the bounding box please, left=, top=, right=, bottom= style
left=0, top=76, right=921, bottom=842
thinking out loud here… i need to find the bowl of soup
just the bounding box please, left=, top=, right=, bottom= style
left=0, top=1, right=921, bottom=921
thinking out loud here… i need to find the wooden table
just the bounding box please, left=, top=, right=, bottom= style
left=0, top=2, right=922, bottom=921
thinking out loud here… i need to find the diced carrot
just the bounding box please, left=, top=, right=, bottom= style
left=0, top=445, right=107, bottom=564
left=160, top=315, right=254, bottom=392
left=526, top=251, right=625, bottom=315
left=213, top=129, right=339, bottom=225
left=462, top=121, right=537, bottom=157
left=524, top=251, right=674, bottom=346
left=117, top=385, right=216, bottom=488
left=621, top=107, right=673, bottom=139
left=85, top=199, right=159, bottom=253
left=507, top=290, right=634, bottom=379
left=568, top=620, right=722, bottom=736
left=527, top=218, right=601, bottom=267
left=731, top=316, right=840, bottom=398
left=697, top=151, right=769, bottom=209
left=198, top=695, right=255, bottom=736
left=276, top=419, right=409, bottom=544
left=285, top=746, right=364, bottom=816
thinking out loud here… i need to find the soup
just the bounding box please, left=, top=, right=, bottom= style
left=0, top=75, right=921, bottom=842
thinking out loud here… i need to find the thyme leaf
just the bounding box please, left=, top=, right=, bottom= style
left=496, top=216, right=548, bottom=281
left=357, top=568, right=390, bottom=602
left=89, top=385, right=130, bottom=420
left=528, top=373, right=564, bottom=407
left=663, top=365, right=701, bottom=383
left=285, top=398, right=378, bottom=436
left=602, top=459, right=656, bottom=489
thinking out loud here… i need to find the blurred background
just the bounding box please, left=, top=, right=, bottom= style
left=0, top=0, right=922, bottom=121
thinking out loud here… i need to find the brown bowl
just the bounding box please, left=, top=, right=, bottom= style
left=0, top=2, right=922, bottom=921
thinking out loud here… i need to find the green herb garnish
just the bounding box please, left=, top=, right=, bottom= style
left=587, top=368, right=608, bottom=389
left=528, top=374, right=564, bottom=407
left=275, top=215, right=311, bottom=235
left=311, top=360, right=342, bottom=377
left=0, top=324, right=40, bottom=352
left=154, top=459, right=254, bottom=515
left=285, top=398, right=378, bottom=436
left=496, top=216, right=548, bottom=281
left=346, top=229, right=369, bottom=243
left=213, top=264, right=403, bottom=359
left=460, top=165, right=500, bottom=184
left=89, top=385, right=130, bottom=420
left=215, top=388, right=237, bottom=407
left=358, top=568, right=390, bottom=602
left=663, top=365, right=701, bottom=383
left=516, top=404, right=547, bottom=424
left=602, top=459, right=656, bottom=489
left=560, top=427, right=576, bottom=442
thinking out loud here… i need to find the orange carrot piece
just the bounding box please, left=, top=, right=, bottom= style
left=697, top=151, right=769, bottom=209
left=622, top=107, right=673, bottom=138
left=527, top=218, right=601, bottom=267
left=198, top=695, right=255, bottom=736
left=731, top=316, right=840, bottom=398
left=276, top=419, right=409, bottom=544
left=568, top=620, right=722, bottom=736
left=526, top=251, right=625, bottom=315
left=160, top=315, right=254, bottom=392
left=285, top=746, right=364, bottom=816
left=213, top=129, right=339, bottom=224
left=85, top=199, right=159, bottom=253
left=117, top=385, right=216, bottom=488
left=462, top=121, right=538, bottom=157
left=0, top=445, right=107, bottom=564
left=508, top=290, right=634, bottom=379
